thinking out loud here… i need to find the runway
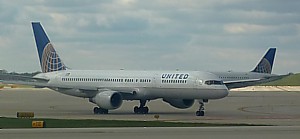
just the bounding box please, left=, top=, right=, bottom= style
left=1, top=126, right=300, bottom=139
left=1, top=88, right=300, bottom=126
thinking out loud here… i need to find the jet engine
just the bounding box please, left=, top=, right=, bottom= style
left=163, top=99, right=194, bottom=109
left=90, top=91, right=123, bottom=110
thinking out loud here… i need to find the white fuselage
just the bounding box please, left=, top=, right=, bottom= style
left=35, top=70, right=229, bottom=100
left=212, top=71, right=277, bottom=82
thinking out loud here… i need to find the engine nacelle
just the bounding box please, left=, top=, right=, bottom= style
left=90, top=91, right=123, bottom=110
left=163, top=99, right=194, bottom=109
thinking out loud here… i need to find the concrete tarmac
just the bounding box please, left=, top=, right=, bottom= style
left=1, top=88, right=300, bottom=126
left=1, top=127, right=300, bottom=139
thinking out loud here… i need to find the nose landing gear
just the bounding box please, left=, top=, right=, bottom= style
left=196, top=99, right=207, bottom=116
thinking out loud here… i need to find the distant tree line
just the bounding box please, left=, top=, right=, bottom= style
left=0, top=69, right=41, bottom=77
left=0, top=69, right=41, bottom=81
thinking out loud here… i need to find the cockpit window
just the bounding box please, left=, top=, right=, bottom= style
left=205, top=80, right=224, bottom=85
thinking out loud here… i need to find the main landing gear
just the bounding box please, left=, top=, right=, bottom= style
left=93, top=107, right=108, bottom=114
left=196, top=99, right=207, bottom=116
left=134, top=100, right=149, bottom=114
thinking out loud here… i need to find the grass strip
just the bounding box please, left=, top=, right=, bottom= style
left=0, top=117, right=266, bottom=128
left=260, top=73, right=300, bottom=86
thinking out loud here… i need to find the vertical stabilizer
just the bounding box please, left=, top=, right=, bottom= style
left=251, top=48, right=276, bottom=74
left=32, top=22, right=66, bottom=73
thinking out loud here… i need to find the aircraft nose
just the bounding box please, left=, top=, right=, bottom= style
left=217, top=85, right=229, bottom=98
left=222, top=87, right=229, bottom=97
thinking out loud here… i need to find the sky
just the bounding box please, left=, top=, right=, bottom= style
left=0, top=0, right=299, bottom=74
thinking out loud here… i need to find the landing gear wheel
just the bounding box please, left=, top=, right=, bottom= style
left=196, top=110, right=204, bottom=116
left=141, top=106, right=149, bottom=114
left=134, top=106, right=139, bottom=114
left=93, top=107, right=99, bottom=114
left=93, top=107, right=109, bottom=114
left=143, top=107, right=149, bottom=114
left=133, top=100, right=149, bottom=114
left=134, top=106, right=149, bottom=114
left=196, top=100, right=205, bottom=116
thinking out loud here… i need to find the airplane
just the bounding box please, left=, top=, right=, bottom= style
left=0, top=22, right=285, bottom=116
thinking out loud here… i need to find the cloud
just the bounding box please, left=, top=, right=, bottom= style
left=0, top=0, right=299, bottom=74
left=224, top=23, right=272, bottom=34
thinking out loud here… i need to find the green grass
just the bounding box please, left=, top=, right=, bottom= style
left=260, top=73, right=300, bottom=86
left=0, top=117, right=265, bottom=128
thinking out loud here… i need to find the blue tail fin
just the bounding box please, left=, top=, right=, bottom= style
left=251, top=48, right=276, bottom=74
left=32, top=22, right=66, bottom=73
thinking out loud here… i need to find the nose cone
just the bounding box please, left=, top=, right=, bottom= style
left=215, top=85, right=229, bottom=99
left=220, top=86, right=229, bottom=98
left=199, top=71, right=229, bottom=99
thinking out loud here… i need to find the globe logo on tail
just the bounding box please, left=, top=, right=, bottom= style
left=253, top=58, right=272, bottom=74
left=41, top=43, right=66, bottom=73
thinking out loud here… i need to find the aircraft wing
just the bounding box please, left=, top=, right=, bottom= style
left=224, top=74, right=289, bottom=90
left=0, top=73, right=94, bottom=90
left=0, top=75, right=134, bottom=95
left=2, top=79, right=101, bottom=91
left=2, top=80, right=47, bottom=87
left=0, top=74, right=36, bottom=81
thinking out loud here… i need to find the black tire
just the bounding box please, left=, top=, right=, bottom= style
left=199, top=111, right=204, bottom=116
left=134, top=106, right=149, bottom=114
left=141, top=108, right=146, bottom=114
left=103, top=109, right=109, bottom=114
left=196, top=111, right=204, bottom=116
left=99, top=108, right=109, bottom=114
left=94, top=107, right=109, bottom=114
left=93, top=107, right=99, bottom=114
left=144, top=107, right=149, bottom=114
left=134, top=106, right=139, bottom=114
